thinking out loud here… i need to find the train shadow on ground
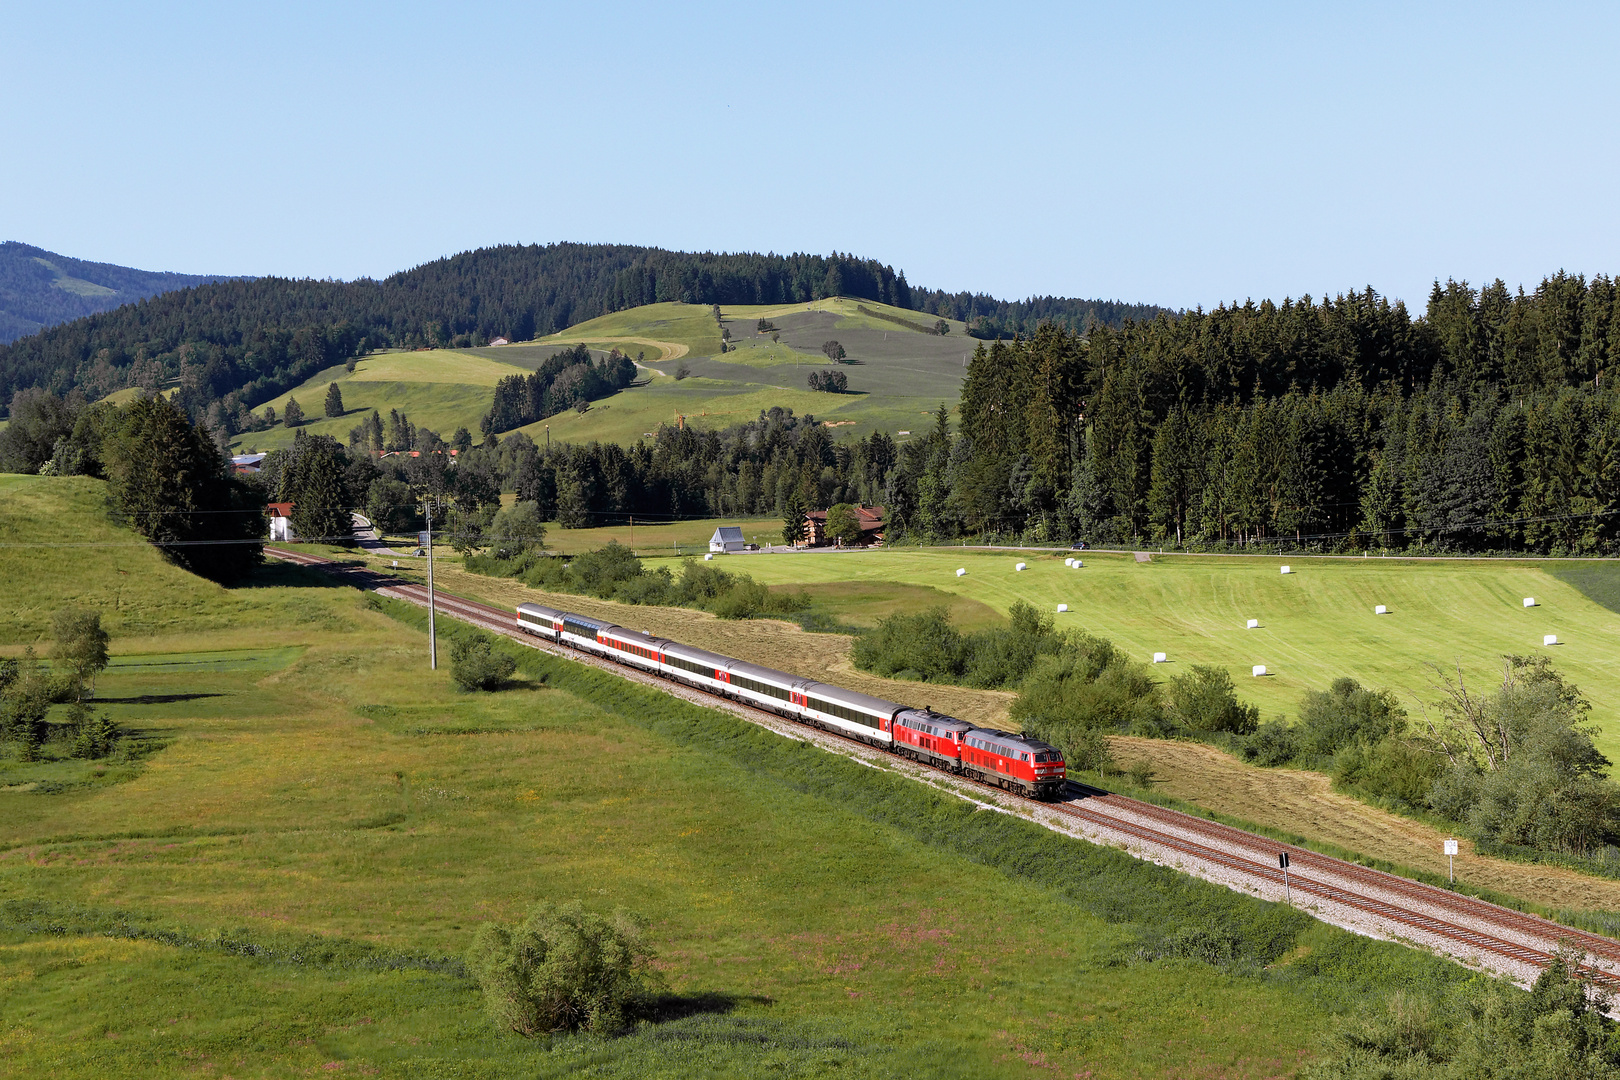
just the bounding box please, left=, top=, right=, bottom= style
left=1063, top=780, right=1114, bottom=801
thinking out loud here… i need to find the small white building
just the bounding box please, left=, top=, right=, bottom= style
left=267, top=502, right=296, bottom=542
left=709, top=526, right=745, bottom=553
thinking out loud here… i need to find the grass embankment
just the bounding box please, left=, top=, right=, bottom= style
left=1, top=474, right=1473, bottom=1077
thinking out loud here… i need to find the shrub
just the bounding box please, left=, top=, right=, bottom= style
left=853, top=607, right=964, bottom=681
left=67, top=704, right=119, bottom=759
left=567, top=541, right=643, bottom=598
left=807, top=369, right=848, bottom=392
left=1296, top=678, right=1406, bottom=760
left=449, top=634, right=516, bottom=691
left=467, top=901, right=658, bottom=1036
left=1012, top=632, right=1164, bottom=753
left=1237, top=718, right=1302, bottom=766
left=1166, top=665, right=1259, bottom=735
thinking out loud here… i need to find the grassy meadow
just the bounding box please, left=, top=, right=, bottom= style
left=229, top=351, right=530, bottom=454
left=715, top=547, right=1620, bottom=762
left=1, top=473, right=1479, bottom=1078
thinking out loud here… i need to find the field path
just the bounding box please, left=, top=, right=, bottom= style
left=1115, top=735, right=1620, bottom=911
left=563, top=336, right=689, bottom=363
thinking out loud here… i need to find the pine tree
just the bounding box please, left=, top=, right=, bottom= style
left=782, top=490, right=805, bottom=546
left=284, top=396, right=305, bottom=427
left=284, top=435, right=353, bottom=542
left=324, top=382, right=345, bottom=418
left=102, top=395, right=262, bottom=581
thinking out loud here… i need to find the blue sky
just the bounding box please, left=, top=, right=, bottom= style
left=4, top=1, right=1617, bottom=311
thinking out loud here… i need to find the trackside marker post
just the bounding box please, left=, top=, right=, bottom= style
left=1445, top=838, right=1458, bottom=884
left=1279, top=851, right=1291, bottom=904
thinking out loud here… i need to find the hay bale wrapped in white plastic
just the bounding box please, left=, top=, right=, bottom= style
left=1544, top=634, right=1559, bottom=646
left=1280, top=565, right=1292, bottom=574
left=1252, top=664, right=1267, bottom=677
left=955, top=568, right=966, bottom=577
left=1246, top=618, right=1259, bottom=629
left=1374, top=605, right=1387, bottom=615
left=1015, top=562, right=1027, bottom=571
left=1153, top=652, right=1167, bottom=663
left=1056, top=603, right=1068, bottom=612
left=1524, top=597, right=1537, bottom=607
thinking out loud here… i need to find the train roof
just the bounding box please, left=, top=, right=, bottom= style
left=600, top=625, right=671, bottom=645
left=517, top=603, right=564, bottom=620
left=801, top=681, right=906, bottom=718
left=661, top=639, right=736, bottom=669
left=964, top=727, right=1058, bottom=754
left=558, top=611, right=613, bottom=632
left=895, top=708, right=973, bottom=731
left=726, top=659, right=815, bottom=690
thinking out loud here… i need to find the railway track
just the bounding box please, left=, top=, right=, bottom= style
left=265, top=545, right=1620, bottom=988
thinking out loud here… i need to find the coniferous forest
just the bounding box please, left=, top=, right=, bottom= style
left=475, top=273, right=1620, bottom=556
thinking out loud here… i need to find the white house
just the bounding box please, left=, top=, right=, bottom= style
left=267, top=502, right=296, bottom=542
left=709, top=526, right=745, bottom=553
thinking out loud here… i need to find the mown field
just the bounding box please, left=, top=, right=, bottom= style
left=229, top=351, right=529, bottom=454
left=703, top=547, right=1620, bottom=763
left=229, top=297, right=973, bottom=454
left=2, top=473, right=1476, bottom=1078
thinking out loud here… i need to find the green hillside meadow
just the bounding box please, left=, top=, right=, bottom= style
left=728, top=548, right=1620, bottom=762
left=0, top=474, right=1482, bottom=1078
left=231, top=297, right=973, bottom=453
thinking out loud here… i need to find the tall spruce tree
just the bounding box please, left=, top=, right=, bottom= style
left=103, top=395, right=263, bottom=580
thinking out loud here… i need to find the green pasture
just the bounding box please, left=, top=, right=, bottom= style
left=229, top=351, right=530, bottom=453
left=732, top=548, right=1620, bottom=761
left=222, top=298, right=973, bottom=452
left=507, top=377, right=942, bottom=448
left=0, top=473, right=1408, bottom=1077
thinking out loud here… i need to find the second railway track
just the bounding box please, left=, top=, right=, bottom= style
left=266, top=545, right=1620, bottom=990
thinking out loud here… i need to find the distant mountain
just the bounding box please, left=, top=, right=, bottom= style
left=0, top=241, right=236, bottom=344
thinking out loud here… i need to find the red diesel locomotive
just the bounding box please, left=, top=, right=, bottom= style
left=516, top=602, right=1067, bottom=800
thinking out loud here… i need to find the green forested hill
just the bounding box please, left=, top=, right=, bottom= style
left=0, top=241, right=234, bottom=345
left=0, top=242, right=1163, bottom=419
